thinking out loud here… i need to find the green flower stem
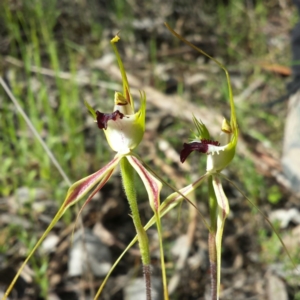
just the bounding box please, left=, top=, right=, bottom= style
left=120, top=157, right=150, bottom=265
left=120, top=157, right=151, bottom=299
left=208, top=175, right=218, bottom=300
left=154, top=210, right=169, bottom=300
left=209, top=176, right=217, bottom=231
left=94, top=174, right=208, bottom=299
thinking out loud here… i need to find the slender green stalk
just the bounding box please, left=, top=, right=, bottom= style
left=208, top=176, right=217, bottom=300
left=120, top=157, right=151, bottom=300
left=154, top=211, right=169, bottom=300
left=208, top=176, right=217, bottom=230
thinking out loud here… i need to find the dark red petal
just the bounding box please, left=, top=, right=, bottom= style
left=201, top=139, right=220, bottom=146
left=96, top=110, right=124, bottom=129
left=180, top=142, right=209, bottom=163
left=180, top=140, right=221, bottom=163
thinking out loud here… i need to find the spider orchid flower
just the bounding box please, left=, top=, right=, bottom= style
left=179, top=115, right=238, bottom=300
left=2, top=35, right=161, bottom=300
left=165, top=23, right=238, bottom=300
left=180, top=116, right=238, bottom=173
left=83, top=35, right=160, bottom=214
left=87, top=35, right=146, bottom=155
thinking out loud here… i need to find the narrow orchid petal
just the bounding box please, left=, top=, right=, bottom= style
left=3, top=156, right=121, bottom=300
left=127, top=155, right=162, bottom=211
left=73, top=166, right=116, bottom=228
left=134, top=91, right=146, bottom=132
left=212, top=175, right=230, bottom=299
left=62, top=155, right=121, bottom=211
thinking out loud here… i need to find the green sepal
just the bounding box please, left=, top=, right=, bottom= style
left=127, top=155, right=162, bottom=212
left=212, top=175, right=230, bottom=299
left=84, top=100, right=97, bottom=120
left=110, top=35, right=134, bottom=111
left=193, top=115, right=210, bottom=140
left=134, top=91, right=146, bottom=132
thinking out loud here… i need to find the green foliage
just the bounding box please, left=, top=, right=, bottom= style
left=216, top=0, right=268, bottom=61
left=294, top=290, right=300, bottom=300
left=232, top=156, right=264, bottom=201
left=259, top=226, right=282, bottom=264
left=0, top=3, right=109, bottom=297
left=267, top=185, right=282, bottom=204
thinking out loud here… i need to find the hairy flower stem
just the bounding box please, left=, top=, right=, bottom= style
left=143, top=264, right=152, bottom=300
left=208, top=232, right=217, bottom=300
left=120, top=157, right=151, bottom=300
left=208, top=176, right=218, bottom=300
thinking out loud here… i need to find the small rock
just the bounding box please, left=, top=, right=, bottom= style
left=267, top=273, right=288, bottom=300
left=269, top=208, right=300, bottom=228
left=282, top=91, right=300, bottom=195
left=123, top=276, right=162, bottom=300
left=41, top=233, right=60, bottom=253
left=68, top=229, right=111, bottom=277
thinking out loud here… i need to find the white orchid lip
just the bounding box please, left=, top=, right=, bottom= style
left=96, top=108, right=144, bottom=154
